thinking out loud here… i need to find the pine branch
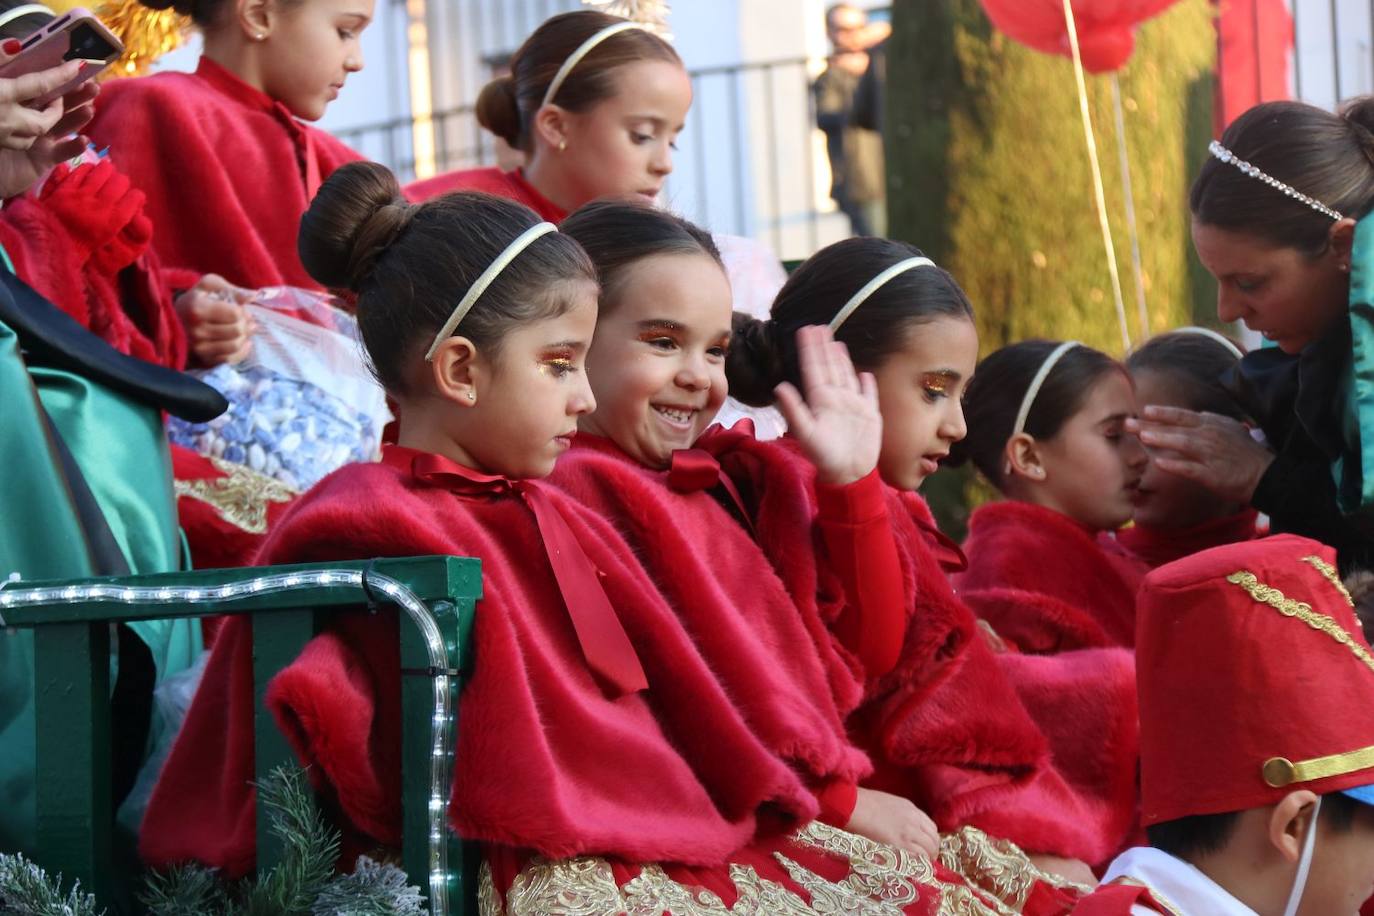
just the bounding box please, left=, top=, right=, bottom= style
left=310, top=857, right=425, bottom=916
left=239, top=765, right=341, bottom=916
left=138, top=862, right=233, bottom=916
left=0, top=852, right=104, bottom=916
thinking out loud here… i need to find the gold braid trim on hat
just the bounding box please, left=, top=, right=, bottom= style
left=1225, top=570, right=1374, bottom=675
left=1226, top=563, right=1374, bottom=789
left=92, top=0, right=190, bottom=78
left=1303, top=554, right=1356, bottom=606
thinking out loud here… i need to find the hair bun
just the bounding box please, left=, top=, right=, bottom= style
left=475, top=75, right=522, bottom=147
left=724, top=312, right=785, bottom=407
left=298, top=161, right=412, bottom=293
left=1343, top=96, right=1374, bottom=166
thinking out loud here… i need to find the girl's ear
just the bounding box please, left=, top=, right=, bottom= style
left=531, top=104, right=572, bottom=153
left=1330, top=217, right=1357, bottom=270
left=429, top=336, right=484, bottom=408
left=236, top=0, right=273, bottom=40
left=1004, top=432, right=1047, bottom=482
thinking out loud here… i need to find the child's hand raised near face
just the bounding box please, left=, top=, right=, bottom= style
left=774, top=325, right=882, bottom=486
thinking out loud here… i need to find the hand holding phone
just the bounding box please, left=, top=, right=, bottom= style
left=0, top=57, right=80, bottom=151
left=0, top=9, right=123, bottom=109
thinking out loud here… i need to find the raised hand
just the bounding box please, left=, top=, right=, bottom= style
left=774, top=324, right=882, bottom=486
left=1126, top=405, right=1274, bottom=504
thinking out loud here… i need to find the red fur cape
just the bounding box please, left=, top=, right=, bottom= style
left=710, top=436, right=1139, bottom=865
left=86, top=57, right=362, bottom=291
left=403, top=167, right=567, bottom=222
left=547, top=435, right=871, bottom=789
left=1113, top=509, right=1262, bottom=570
left=956, top=501, right=1147, bottom=651
left=140, top=448, right=818, bottom=876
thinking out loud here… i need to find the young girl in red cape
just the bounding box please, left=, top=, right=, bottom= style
left=83, top=0, right=376, bottom=573
left=1118, top=329, right=1262, bottom=569
left=950, top=341, right=1151, bottom=652
left=138, top=163, right=1033, bottom=914
left=549, top=201, right=1089, bottom=911
left=403, top=10, right=684, bottom=223
left=719, top=237, right=1140, bottom=877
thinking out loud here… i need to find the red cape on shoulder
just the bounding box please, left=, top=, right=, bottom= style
left=403, top=167, right=567, bottom=222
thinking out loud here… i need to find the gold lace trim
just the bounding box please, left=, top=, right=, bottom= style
left=1302, top=554, right=1355, bottom=606
left=174, top=456, right=297, bottom=535
left=1225, top=570, right=1374, bottom=675
left=485, top=822, right=1014, bottom=915
left=938, top=826, right=1090, bottom=912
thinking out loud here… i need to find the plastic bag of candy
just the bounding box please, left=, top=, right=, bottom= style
left=167, top=287, right=388, bottom=491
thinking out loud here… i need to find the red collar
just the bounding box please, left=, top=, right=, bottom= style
left=382, top=444, right=512, bottom=493
left=194, top=57, right=282, bottom=116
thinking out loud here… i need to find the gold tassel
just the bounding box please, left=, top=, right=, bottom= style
left=90, top=0, right=189, bottom=78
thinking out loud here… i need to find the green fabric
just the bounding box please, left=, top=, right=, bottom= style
left=1344, top=216, right=1374, bottom=514
left=0, top=318, right=200, bottom=853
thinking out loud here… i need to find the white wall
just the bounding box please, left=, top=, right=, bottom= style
left=1291, top=0, right=1374, bottom=107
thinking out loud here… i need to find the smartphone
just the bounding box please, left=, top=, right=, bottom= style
left=0, top=9, right=123, bottom=108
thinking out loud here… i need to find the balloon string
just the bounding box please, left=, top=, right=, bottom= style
left=1111, top=72, right=1150, bottom=342
left=1062, top=0, right=1131, bottom=351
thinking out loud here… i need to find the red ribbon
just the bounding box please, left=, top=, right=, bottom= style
left=667, top=422, right=758, bottom=536
left=409, top=451, right=649, bottom=697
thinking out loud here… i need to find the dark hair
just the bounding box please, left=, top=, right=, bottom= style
left=0, top=0, right=53, bottom=39
left=137, top=0, right=301, bottom=29
left=1348, top=569, right=1374, bottom=645
left=298, top=161, right=596, bottom=395
left=725, top=237, right=974, bottom=407
left=559, top=198, right=721, bottom=307
left=946, top=340, right=1123, bottom=487
left=475, top=10, right=681, bottom=152
left=1126, top=331, right=1248, bottom=422
left=1191, top=98, right=1374, bottom=255
left=1147, top=792, right=1363, bottom=862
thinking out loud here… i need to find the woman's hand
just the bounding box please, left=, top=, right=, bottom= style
left=845, top=787, right=939, bottom=859
left=774, top=325, right=882, bottom=486
left=1126, top=405, right=1275, bottom=504
left=176, top=274, right=258, bottom=367
left=0, top=59, right=99, bottom=199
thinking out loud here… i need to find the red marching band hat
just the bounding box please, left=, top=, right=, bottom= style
left=1136, top=533, right=1374, bottom=826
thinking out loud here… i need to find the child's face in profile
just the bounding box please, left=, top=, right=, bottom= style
left=1130, top=368, right=1246, bottom=529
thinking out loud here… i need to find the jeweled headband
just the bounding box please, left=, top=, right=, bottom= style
left=1208, top=140, right=1345, bottom=222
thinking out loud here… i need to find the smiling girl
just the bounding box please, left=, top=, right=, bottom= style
left=406, top=11, right=687, bottom=218
left=950, top=341, right=1149, bottom=652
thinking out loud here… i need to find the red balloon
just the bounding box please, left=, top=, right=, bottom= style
left=979, top=0, right=1183, bottom=73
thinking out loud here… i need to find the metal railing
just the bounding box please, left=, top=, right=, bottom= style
left=335, top=57, right=855, bottom=261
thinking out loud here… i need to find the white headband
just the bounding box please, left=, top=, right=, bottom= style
left=1012, top=341, right=1081, bottom=438
left=541, top=21, right=645, bottom=110
left=828, top=256, right=936, bottom=332
left=0, top=3, right=51, bottom=31
left=1208, top=140, right=1345, bottom=222
left=1169, top=325, right=1245, bottom=359
left=423, top=221, right=558, bottom=362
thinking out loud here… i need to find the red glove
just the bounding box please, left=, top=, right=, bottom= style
left=38, top=159, right=152, bottom=274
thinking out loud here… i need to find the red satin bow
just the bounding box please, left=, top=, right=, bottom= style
left=667, top=422, right=758, bottom=535
left=409, top=451, right=649, bottom=697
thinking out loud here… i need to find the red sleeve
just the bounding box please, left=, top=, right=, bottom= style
left=814, top=778, right=859, bottom=827
left=816, top=469, right=907, bottom=678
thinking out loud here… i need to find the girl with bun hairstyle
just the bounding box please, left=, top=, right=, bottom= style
left=138, top=162, right=821, bottom=888
left=551, top=204, right=1091, bottom=909
left=950, top=341, right=1148, bottom=652
left=1118, top=329, right=1262, bottom=568
left=405, top=10, right=688, bottom=219
left=1133, top=98, right=1374, bottom=573
left=724, top=237, right=1140, bottom=879
left=85, top=0, right=370, bottom=345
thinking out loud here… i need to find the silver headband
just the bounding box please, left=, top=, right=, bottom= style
left=1208, top=140, right=1345, bottom=222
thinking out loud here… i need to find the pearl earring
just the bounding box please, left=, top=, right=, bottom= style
left=466, top=391, right=476, bottom=402
left=254, top=32, right=265, bottom=40
left=558, top=140, right=567, bottom=152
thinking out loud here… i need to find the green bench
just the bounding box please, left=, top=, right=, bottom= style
left=0, top=555, right=482, bottom=915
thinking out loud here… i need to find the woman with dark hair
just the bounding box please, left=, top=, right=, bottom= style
left=1132, top=98, right=1374, bottom=572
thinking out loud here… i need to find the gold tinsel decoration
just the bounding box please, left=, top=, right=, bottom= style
left=45, top=0, right=190, bottom=78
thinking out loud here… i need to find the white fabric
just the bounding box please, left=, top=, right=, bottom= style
left=713, top=233, right=788, bottom=440
left=1100, top=846, right=1259, bottom=916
